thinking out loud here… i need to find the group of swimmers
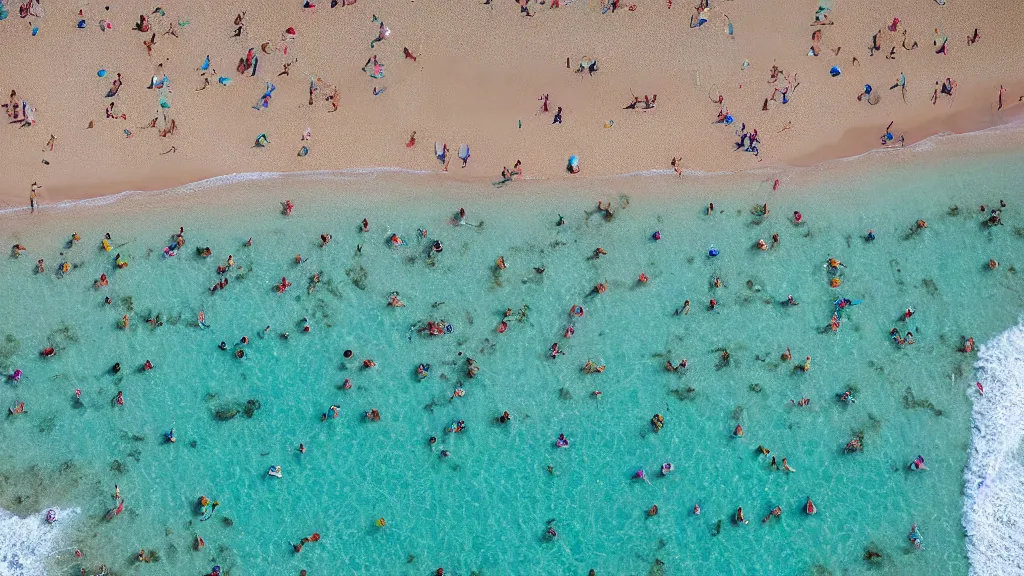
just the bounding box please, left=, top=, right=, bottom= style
left=10, top=193, right=1010, bottom=573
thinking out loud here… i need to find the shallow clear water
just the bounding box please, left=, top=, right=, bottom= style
left=1, top=151, right=1023, bottom=576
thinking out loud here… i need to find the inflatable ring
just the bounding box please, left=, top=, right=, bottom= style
left=570, top=305, right=584, bottom=318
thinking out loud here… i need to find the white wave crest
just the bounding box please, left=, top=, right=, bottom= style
left=963, top=322, right=1024, bottom=576
left=0, top=507, right=78, bottom=576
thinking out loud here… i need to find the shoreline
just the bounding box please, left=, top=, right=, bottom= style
left=3, top=116, right=1023, bottom=221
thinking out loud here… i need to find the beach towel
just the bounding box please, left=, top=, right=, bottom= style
left=458, top=144, right=470, bottom=167
left=200, top=55, right=211, bottom=71
left=434, top=142, right=447, bottom=164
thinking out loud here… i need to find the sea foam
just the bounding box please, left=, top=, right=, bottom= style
left=963, top=321, right=1024, bottom=576
left=0, top=507, right=77, bottom=576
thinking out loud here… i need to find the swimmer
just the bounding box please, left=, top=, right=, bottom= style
left=793, top=211, right=803, bottom=224
left=963, top=337, right=975, bottom=353
left=555, top=433, right=569, bottom=448
left=757, top=445, right=770, bottom=456
left=782, top=458, right=796, bottom=472
left=693, top=504, right=701, bottom=515
left=143, top=360, right=154, bottom=371
left=361, top=218, right=369, bottom=232
left=908, top=523, right=922, bottom=549
left=909, top=455, right=927, bottom=471
left=650, top=413, right=665, bottom=432
left=785, top=295, right=799, bottom=306
left=661, top=462, right=674, bottom=475
left=989, top=259, right=999, bottom=269
left=165, top=429, right=176, bottom=443
left=866, top=229, right=876, bottom=241
left=761, top=505, right=782, bottom=523
left=735, top=507, right=748, bottom=525
left=497, top=410, right=511, bottom=424
left=388, top=292, right=406, bottom=307
left=733, top=424, right=744, bottom=437
left=416, top=364, right=431, bottom=378
left=756, top=239, right=768, bottom=251
left=550, top=342, right=564, bottom=358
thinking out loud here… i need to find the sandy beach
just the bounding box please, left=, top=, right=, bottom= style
left=1, top=0, right=1022, bottom=207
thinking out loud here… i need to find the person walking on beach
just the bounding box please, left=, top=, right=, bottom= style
left=552, top=106, right=563, bottom=124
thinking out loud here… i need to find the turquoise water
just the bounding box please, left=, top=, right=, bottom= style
left=1, top=151, right=1023, bottom=576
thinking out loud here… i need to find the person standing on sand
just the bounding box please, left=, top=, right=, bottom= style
left=999, top=85, right=1006, bottom=110
left=29, top=182, right=41, bottom=213
left=552, top=106, right=563, bottom=124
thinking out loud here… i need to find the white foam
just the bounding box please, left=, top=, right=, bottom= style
left=0, top=507, right=78, bottom=576
left=0, top=167, right=438, bottom=216
left=963, top=321, right=1024, bottom=576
